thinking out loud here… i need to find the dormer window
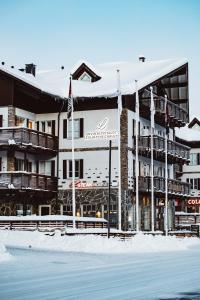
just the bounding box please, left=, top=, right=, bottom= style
left=78, top=72, right=92, bottom=82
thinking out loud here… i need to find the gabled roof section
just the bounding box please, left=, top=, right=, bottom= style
left=188, top=117, right=200, bottom=128
left=71, top=60, right=101, bottom=82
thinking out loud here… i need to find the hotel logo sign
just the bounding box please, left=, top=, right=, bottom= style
left=85, top=117, right=118, bottom=140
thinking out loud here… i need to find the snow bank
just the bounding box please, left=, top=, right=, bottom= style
left=0, top=242, right=12, bottom=263
left=1, top=230, right=200, bottom=254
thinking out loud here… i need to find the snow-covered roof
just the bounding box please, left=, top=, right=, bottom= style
left=0, top=58, right=188, bottom=99
left=176, top=125, right=200, bottom=142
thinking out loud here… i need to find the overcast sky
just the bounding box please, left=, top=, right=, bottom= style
left=0, top=0, right=199, bottom=118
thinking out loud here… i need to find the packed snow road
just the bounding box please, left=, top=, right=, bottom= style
left=1, top=246, right=200, bottom=300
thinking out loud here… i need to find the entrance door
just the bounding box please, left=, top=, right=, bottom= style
left=39, top=205, right=51, bottom=216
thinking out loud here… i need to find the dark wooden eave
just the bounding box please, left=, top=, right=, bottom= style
left=188, top=117, right=200, bottom=128
left=176, top=136, right=200, bottom=148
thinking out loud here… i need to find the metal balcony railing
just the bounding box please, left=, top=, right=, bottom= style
left=133, top=176, right=190, bottom=196
left=135, top=135, right=190, bottom=162
left=141, top=96, right=189, bottom=125
left=0, top=172, right=57, bottom=192
left=0, top=127, right=58, bottom=152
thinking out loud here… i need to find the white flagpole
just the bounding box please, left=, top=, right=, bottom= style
left=117, top=70, right=122, bottom=231
left=71, top=78, right=76, bottom=229
left=150, top=87, right=155, bottom=232
left=135, top=80, right=140, bottom=232
left=164, top=95, right=168, bottom=236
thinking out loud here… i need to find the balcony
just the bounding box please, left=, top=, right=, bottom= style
left=140, top=96, right=189, bottom=127
left=133, top=176, right=190, bottom=196
left=0, top=172, right=57, bottom=192
left=134, top=135, right=190, bottom=164
left=0, top=127, right=58, bottom=154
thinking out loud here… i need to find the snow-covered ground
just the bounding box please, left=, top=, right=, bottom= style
left=1, top=230, right=200, bottom=299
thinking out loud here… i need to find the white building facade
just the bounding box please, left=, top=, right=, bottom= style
left=0, top=59, right=191, bottom=230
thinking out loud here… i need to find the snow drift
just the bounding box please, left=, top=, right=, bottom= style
left=1, top=230, right=200, bottom=254
left=0, top=242, right=12, bottom=263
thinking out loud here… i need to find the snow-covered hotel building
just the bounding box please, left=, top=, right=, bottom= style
left=0, top=58, right=190, bottom=230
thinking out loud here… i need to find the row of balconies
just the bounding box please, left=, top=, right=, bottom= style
left=0, top=171, right=190, bottom=196
left=140, top=96, right=188, bottom=127
left=0, top=172, right=57, bottom=192
left=135, top=135, right=190, bottom=164
left=0, top=127, right=58, bottom=154
left=134, top=176, right=190, bottom=196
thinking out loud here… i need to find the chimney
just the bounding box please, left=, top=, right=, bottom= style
left=25, top=63, right=36, bottom=76
left=139, top=55, right=146, bottom=62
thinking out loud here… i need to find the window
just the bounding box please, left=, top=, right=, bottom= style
left=16, top=204, right=23, bottom=216
left=63, top=118, right=84, bottom=139
left=15, top=159, right=25, bottom=171
left=0, top=115, right=3, bottom=127
left=27, top=120, right=33, bottom=129
left=15, top=116, right=25, bottom=127
left=68, top=159, right=83, bottom=178
left=41, top=121, right=46, bottom=133
left=46, top=120, right=55, bottom=135
left=190, top=153, right=200, bottom=166
left=187, top=178, right=200, bottom=190
left=63, top=159, right=83, bottom=179
left=79, top=72, right=91, bottom=82
left=68, top=119, right=80, bottom=139
left=39, top=161, right=52, bottom=176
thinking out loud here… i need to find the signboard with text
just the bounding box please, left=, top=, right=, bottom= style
left=84, top=117, right=118, bottom=140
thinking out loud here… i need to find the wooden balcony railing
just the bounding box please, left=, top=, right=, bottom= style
left=0, top=127, right=58, bottom=153
left=133, top=176, right=190, bottom=196
left=141, top=96, right=189, bottom=125
left=135, top=135, right=190, bottom=162
left=0, top=172, right=57, bottom=192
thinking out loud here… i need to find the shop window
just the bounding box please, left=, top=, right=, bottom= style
left=16, top=204, right=23, bottom=216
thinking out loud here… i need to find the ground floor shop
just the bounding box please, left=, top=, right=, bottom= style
left=0, top=188, right=185, bottom=231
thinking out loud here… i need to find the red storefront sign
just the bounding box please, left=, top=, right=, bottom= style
left=187, top=198, right=200, bottom=206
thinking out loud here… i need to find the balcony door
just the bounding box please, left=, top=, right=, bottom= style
left=39, top=205, right=51, bottom=216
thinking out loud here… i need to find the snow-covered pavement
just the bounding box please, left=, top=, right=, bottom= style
left=1, top=230, right=200, bottom=299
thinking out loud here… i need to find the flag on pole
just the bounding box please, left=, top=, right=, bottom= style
left=67, top=77, right=73, bottom=119
left=165, top=95, right=170, bottom=135
left=150, top=87, right=155, bottom=129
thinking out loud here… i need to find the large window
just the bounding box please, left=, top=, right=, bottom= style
left=63, top=118, right=84, bottom=139
left=187, top=178, right=200, bottom=190
left=189, top=153, right=200, bottom=166
left=39, top=161, right=55, bottom=176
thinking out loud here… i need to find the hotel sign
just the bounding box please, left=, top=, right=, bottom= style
left=69, top=180, right=108, bottom=189
left=85, top=117, right=118, bottom=140
left=187, top=198, right=200, bottom=206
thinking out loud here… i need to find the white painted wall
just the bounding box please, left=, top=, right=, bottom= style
left=60, top=109, right=118, bottom=149
left=0, top=107, right=8, bottom=127
left=15, top=108, right=35, bottom=123
left=59, top=149, right=118, bottom=189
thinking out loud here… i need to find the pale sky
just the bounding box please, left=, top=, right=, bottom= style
left=0, top=0, right=199, bottom=118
